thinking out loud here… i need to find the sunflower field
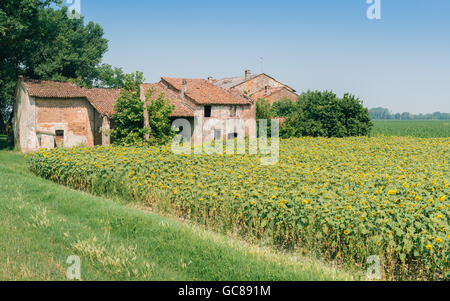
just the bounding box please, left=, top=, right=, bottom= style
left=27, top=137, right=449, bottom=280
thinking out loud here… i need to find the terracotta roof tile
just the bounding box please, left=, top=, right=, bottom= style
left=162, top=77, right=250, bottom=105
left=84, top=88, right=121, bottom=117
left=21, top=78, right=86, bottom=98
left=252, top=86, right=286, bottom=100
left=141, top=82, right=195, bottom=117
left=20, top=77, right=120, bottom=116
left=20, top=76, right=251, bottom=118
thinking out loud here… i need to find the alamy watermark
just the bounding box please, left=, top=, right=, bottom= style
left=65, top=0, right=81, bottom=20
left=171, top=118, right=279, bottom=166
left=66, top=255, right=81, bottom=280
left=367, top=0, right=381, bottom=20
left=366, top=255, right=382, bottom=280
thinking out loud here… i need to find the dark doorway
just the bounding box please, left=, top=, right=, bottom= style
left=228, top=132, right=238, bottom=140
left=55, top=130, right=64, bottom=148
left=204, top=106, right=212, bottom=118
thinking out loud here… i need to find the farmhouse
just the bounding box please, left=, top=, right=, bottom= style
left=212, top=70, right=298, bottom=105
left=14, top=76, right=120, bottom=153
left=14, top=75, right=256, bottom=152
left=142, top=77, right=256, bottom=144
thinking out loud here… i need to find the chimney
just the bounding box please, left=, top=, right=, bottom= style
left=207, top=76, right=214, bottom=84
left=181, top=79, right=187, bottom=101
left=265, top=85, right=271, bottom=96
left=245, top=70, right=251, bottom=80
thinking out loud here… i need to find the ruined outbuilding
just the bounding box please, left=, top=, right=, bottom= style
left=14, top=77, right=120, bottom=152
left=141, top=77, right=256, bottom=144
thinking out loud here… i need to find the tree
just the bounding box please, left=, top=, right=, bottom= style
left=94, top=64, right=126, bottom=89
left=368, top=107, right=450, bottom=120
left=0, top=0, right=109, bottom=133
left=256, top=98, right=272, bottom=136
left=281, top=90, right=373, bottom=138
left=145, top=88, right=175, bottom=145
left=111, top=72, right=175, bottom=145
left=110, top=72, right=146, bottom=144
left=270, top=97, right=296, bottom=117
left=369, top=107, right=392, bottom=120
left=339, top=93, right=373, bottom=136
left=256, top=98, right=272, bottom=120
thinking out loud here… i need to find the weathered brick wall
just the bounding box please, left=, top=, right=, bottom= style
left=192, top=105, right=256, bottom=143
left=14, top=83, right=39, bottom=152
left=35, top=98, right=95, bottom=148
left=234, top=75, right=284, bottom=95
left=266, top=88, right=298, bottom=105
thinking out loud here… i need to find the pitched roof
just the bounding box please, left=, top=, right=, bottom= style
left=19, top=77, right=120, bottom=116
left=141, top=82, right=195, bottom=117
left=214, top=73, right=296, bottom=92
left=212, top=75, right=258, bottom=89
left=84, top=88, right=121, bottom=117
left=161, top=77, right=251, bottom=105
left=20, top=78, right=86, bottom=99
left=252, top=86, right=290, bottom=100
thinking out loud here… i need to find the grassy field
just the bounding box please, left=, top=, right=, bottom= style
left=372, top=120, right=450, bottom=138
left=0, top=150, right=356, bottom=281
left=27, top=137, right=449, bottom=280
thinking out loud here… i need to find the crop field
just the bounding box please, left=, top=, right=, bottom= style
left=372, top=120, right=450, bottom=138
left=1, top=151, right=354, bottom=280
left=28, top=137, right=449, bottom=280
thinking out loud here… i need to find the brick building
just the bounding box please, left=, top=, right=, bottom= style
left=14, top=76, right=256, bottom=152
left=14, top=77, right=120, bottom=152
left=141, top=77, right=256, bottom=144
left=212, top=70, right=298, bottom=105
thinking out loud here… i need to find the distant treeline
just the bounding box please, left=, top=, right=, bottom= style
left=369, top=107, right=450, bottom=120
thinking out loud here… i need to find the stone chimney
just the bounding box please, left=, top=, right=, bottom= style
left=181, top=79, right=187, bottom=101
left=207, top=76, right=214, bottom=84
left=245, top=70, right=251, bottom=80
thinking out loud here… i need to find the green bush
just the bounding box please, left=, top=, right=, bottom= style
left=270, top=97, right=296, bottom=117
left=281, top=91, right=373, bottom=138
left=145, top=87, right=175, bottom=145
left=111, top=72, right=147, bottom=144
left=111, top=72, right=174, bottom=145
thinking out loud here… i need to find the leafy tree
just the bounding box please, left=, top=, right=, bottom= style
left=145, top=88, right=175, bottom=145
left=339, top=93, right=373, bottom=136
left=94, top=64, right=126, bottom=89
left=0, top=0, right=109, bottom=133
left=369, top=107, right=392, bottom=120
left=111, top=72, right=175, bottom=145
left=270, top=97, right=296, bottom=117
left=369, top=107, right=450, bottom=120
left=110, top=72, right=146, bottom=144
left=281, top=90, right=373, bottom=138
left=256, top=98, right=272, bottom=136
left=256, top=98, right=272, bottom=120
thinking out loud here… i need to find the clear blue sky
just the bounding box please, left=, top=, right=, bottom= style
left=76, top=0, right=450, bottom=114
